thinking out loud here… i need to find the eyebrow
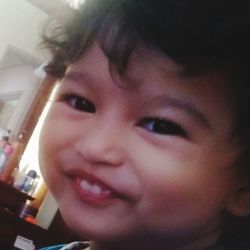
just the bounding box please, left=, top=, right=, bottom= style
left=149, top=95, right=211, bottom=129
left=63, top=71, right=211, bottom=129
left=63, top=71, right=94, bottom=88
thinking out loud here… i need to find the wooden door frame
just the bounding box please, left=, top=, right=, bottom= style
left=17, top=75, right=57, bottom=147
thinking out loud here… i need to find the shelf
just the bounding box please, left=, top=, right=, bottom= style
left=0, top=180, right=34, bottom=214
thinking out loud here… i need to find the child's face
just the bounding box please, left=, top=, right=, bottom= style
left=39, top=44, right=243, bottom=247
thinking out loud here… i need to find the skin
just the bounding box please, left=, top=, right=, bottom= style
left=39, top=44, right=246, bottom=250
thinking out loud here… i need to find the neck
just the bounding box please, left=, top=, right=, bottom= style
left=89, top=231, right=221, bottom=250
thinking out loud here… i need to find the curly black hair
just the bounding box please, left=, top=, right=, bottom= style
left=44, top=0, right=250, bottom=73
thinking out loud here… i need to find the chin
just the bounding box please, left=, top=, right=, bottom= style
left=59, top=206, right=120, bottom=241
left=63, top=212, right=143, bottom=245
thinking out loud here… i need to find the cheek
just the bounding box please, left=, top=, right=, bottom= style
left=137, top=172, right=225, bottom=234
left=132, top=143, right=236, bottom=227
left=136, top=174, right=198, bottom=233
left=39, top=106, right=83, bottom=183
left=132, top=150, right=191, bottom=219
left=39, top=107, right=74, bottom=157
left=141, top=169, right=192, bottom=212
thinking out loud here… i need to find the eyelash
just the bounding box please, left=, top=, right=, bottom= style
left=138, top=118, right=188, bottom=137
left=62, top=94, right=96, bottom=113
left=61, top=94, right=187, bottom=137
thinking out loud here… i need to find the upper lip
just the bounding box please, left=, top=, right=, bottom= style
left=65, top=168, right=132, bottom=201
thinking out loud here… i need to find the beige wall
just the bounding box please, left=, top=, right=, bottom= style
left=0, top=0, right=49, bottom=61
left=0, top=0, right=58, bottom=228
left=0, top=0, right=73, bottom=230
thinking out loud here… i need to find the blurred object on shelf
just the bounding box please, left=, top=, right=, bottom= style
left=0, top=141, right=24, bottom=182
left=0, top=180, right=34, bottom=214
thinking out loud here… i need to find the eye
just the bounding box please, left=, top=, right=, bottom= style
left=138, top=118, right=187, bottom=137
left=64, top=94, right=96, bottom=113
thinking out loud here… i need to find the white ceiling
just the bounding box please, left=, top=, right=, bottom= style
left=0, top=0, right=74, bottom=71
left=0, top=46, right=42, bottom=71
left=26, top=0, right=72, bottom=20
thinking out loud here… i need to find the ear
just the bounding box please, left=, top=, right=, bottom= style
left=226, top=182, right=250, bottom=217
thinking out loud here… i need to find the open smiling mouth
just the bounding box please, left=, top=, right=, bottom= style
left=71, top=174, right=121, bottom=206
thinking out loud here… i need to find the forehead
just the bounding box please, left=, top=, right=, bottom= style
left=66, top=44, right=234, bottom=102
left=122, top=46, right=234, bottom=111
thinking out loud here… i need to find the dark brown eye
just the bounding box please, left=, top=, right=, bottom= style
left=66, top=95, right=96, bottom=113
left=138, top=118, right=187, bottom=137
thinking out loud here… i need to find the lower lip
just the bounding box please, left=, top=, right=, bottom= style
left=71, top=178, right=117, bottom=206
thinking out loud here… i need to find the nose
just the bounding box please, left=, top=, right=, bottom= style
left=74, top=119, right=125, bottom=167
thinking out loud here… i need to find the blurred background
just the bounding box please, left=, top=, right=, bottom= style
left=0, top=1, right=85, bottom=249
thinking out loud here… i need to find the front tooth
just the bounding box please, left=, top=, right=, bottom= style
left=91, top=184, right=102, bottom=195
left=80, top=180, right=92, bottom=191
